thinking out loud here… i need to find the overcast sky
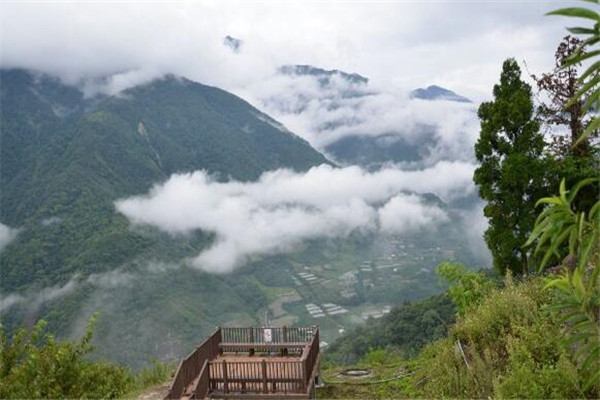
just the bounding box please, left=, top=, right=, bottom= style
left=1, top=1, right=576, bottom=101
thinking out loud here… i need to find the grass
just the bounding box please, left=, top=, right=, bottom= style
left=317, top=352, right=419, bottom=399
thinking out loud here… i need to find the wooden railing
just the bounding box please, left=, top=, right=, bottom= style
left=301, top=327, right=320, bottom=389
left=193, top=361, right=210, bottom=399
left=165, top=328, right=221, bottom=399
left=208, top=359, right=305, bottom=394
left=166, top=326, right=319, bottom=399
left=220, top=326, right=314, bottom=345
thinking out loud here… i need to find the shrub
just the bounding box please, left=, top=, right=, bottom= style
left=415, top=277, right=584, bottom=399
left=0, top=314, right=135, bottom=399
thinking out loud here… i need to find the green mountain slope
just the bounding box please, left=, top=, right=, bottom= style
left=0, top=69, right=330, bottom=292
left=0, top=69, right=486, bottom=369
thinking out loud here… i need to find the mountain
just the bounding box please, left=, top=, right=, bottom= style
left=279, top=64, right=369, bottom=86
left=324, top=132, right=431, bottom=168
left=0, top=69, right=336, bottom=364
left=410, top=85, right=472, bottom=103
left=0, top=68, right=486, bottom=369
left=256, top=65, right=476, bottom=168
left=0, top=69, right=330, bottom=290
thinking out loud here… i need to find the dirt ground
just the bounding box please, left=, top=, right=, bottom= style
left=135, top=383, right=170, bottom=400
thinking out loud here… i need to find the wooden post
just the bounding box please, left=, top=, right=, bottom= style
left=300, top=360, right=306, bottom=392
left=217, top=327, right=223, bottom=356
left=282, top=325, right=288, bottom=356
left=222, top=359, right=228, bottom=394
left=249, top=327, right=255, bottom=356
left=262, top=359, right=268, bottom=394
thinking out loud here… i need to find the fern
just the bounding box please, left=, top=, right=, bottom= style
left=526, top=178, right=600, bottom=395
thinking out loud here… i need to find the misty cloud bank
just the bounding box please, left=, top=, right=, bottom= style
left=0, top=223, right=19, bottom=253
left=1, top=2, right=564, bottom=101
left=116, top=162, right=476, bottom=273
left=0, top=277, right=78, bottom=314
left=240, top=71, right=480, bottom=166
left=0, top=268, right=139, bottom=314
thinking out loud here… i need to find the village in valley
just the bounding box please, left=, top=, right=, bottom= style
left=258, top=235, right=459, bottom=347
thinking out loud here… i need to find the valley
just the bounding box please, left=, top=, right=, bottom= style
left=0, top=68, right=486, bottom=369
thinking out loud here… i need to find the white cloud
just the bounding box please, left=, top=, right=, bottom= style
left=1, top=2, right=569, bottom=100
left=0, top=293, right=24, bottom=313
left=0, top=223, right=19, bottom=252
left=0, top=270, right=136, bottom=314
left=0, top=277, right=78, bottom=313
left=238, top=72, right=480, bottom=165
left=86, top=269, right=135, bottom=289
left=33, top=277, right=78, bottom=307
left=457, top=203, right=492, bottom=267
left=379, top=195, right=449, bottom=233
left=115, top=161, right=474, bottom=273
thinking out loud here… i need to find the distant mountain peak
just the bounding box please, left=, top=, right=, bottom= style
left=278, top=65, right=368, bottom=85
left=410, top=85, right=471, bottom=103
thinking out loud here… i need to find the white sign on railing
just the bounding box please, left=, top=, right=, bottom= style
left=263, top=328, right=272, bottom=343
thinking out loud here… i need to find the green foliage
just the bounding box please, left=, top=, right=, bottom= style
left=318, top=352, right=418, bottom=399
left=363, top=348, right=393, bottom=366
left=526, top=178, right=600, bottom=394
left=525, top=178, right=599, bottom=270
left=325, top=294, right=455, bottom=364
left=544, top=268, right=599, bottom=393
left=0, top=315, right=176, bottom=399
left=415, top=277, right=585, bottom=399
left=0, top=314, right=134, bottom=399
left=0, top=71, right=330, bottom=292
left=473, top=58, right=551, bottom=276
left=435, top=261, right=496, bottom=316
left=547, top=0, right=600, bottom=143
left=134, top=357, right=172, bottom=389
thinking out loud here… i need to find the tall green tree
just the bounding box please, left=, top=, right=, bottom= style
left=474, top=58, right=550, bottom=275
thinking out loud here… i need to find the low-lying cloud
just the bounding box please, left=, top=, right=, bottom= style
left=0, top=269, right=136, bottom=314
left=238, top=71, right=480, bottom=167
left=0, top=276, right=78, bottom=314
left=116, top=162, right=475, bottom=273
left=0, top=223, right=19, bottom=253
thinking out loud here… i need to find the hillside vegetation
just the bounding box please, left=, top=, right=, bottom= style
left=0, top=314, right=174, bottom=399
left=321, top=14, right=600, bottom=398
left=0, top=69, right=334, bottom=367
left=319, top=272, right=593, bottom=399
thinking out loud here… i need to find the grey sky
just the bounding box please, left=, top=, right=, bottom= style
left=1, top=1, right=576, bottom=101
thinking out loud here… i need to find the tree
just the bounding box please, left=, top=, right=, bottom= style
left=473, top=58, right=550, bottom=275
left=533, top=36, right=595, bottom=157
left=546, top=0, right=600, bottom=143
left=0, top=315, right=134, bottom=399
left=532, top=36, right=599, bottom=212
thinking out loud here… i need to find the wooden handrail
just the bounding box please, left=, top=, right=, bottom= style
left=166, top=326, right=319, bottom=398
left=165, top=327, right=221, bottom=399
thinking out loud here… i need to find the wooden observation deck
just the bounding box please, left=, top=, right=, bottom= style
left=165, top=326, right=320, bottom=399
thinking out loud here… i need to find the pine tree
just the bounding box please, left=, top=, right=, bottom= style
left=474, top=58, right=550, bottom=275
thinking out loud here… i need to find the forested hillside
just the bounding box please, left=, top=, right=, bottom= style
left=0, top=69, right=334, bottom=366
left=1, top=68, right=486, bottom=369
left=0, top=69, right=329, bottom=291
